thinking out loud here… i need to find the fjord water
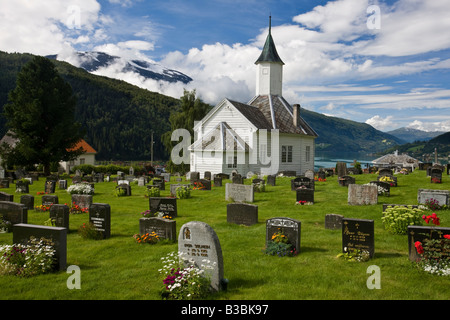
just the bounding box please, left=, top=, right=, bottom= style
left=314, top=152, right=376, bottom=171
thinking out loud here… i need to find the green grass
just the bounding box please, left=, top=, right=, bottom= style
left=0, top=170, right=449, bottom=300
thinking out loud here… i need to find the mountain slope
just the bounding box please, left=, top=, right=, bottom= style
left=387, top=127, right=445, bottom=143
left=47, top=51, right=193, bottom=84
left=300, top=108, right=405, bottom=153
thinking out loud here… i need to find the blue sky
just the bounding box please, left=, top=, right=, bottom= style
left=1, top=0, right=450, bottom=133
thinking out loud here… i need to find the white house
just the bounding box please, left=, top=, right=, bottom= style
left=59, top=139, right=97, bottom=173
left=189, top=18, right=318, bottom=177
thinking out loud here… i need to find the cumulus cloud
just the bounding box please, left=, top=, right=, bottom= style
left=407, top=120, right=450, bottom=132
left=365, top=115, right=395, bottom=131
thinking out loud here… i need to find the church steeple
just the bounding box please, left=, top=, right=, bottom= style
left=255, top=16, right=284, bottom=65
left=255, top=16, right=284, bottom=96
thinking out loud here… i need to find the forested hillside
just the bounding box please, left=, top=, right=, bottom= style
left=0, top=51, right=181, bottom=161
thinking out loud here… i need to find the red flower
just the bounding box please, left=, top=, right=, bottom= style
left=414, top=241, right=424, bottom=254
left=444, top=235, right=450, bottom=240
left=422, top=213, right=440, bottom=226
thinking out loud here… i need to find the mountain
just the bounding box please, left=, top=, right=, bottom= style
left=46, top=51, right=193, bottom=84
left=387, top=127, right=445, bottom=143
left=300, top=108, right=405, bottom=154
left=0, top=51, right=404, bottom=161
left=384, top=131, right=450, bottom=158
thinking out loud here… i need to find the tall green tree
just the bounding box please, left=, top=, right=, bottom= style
left=161, top=89, right=211, bottom=173
left=2, top=56, right=85, bottom=175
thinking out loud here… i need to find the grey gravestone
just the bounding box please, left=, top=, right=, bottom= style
left=42, top=195, right=58, bottom=206
left=149, top=197, right=177, bottom=218
left=204, top=171, right=211, bottom=180
left=71, top=194, right=93, bottom=209
left=45, top=180, right=56, bottom=194
left=161, top=173, right=171, bottom=182
left=296, top=188, right=314, bottom=203
left=267, top=174, right=276, bottom=186
left=266, top=217, right=301, bottom=253
left=378, top=168, right=392, bottom=176
left=89, top=203, right=111, bottom=239
left=430, top=168, right=442, bottom=183
left=227, top=203, right=258, bottom=226
left=291, top=177, right=312, bottom=190
left=20, top=194, right=34, bottom=210
left=213, top=176, right=222, bottom=187
left=338, top=176, right=355, bottom=187
left=49, top=204, right=70, bottom=229
left=0, top=192, right=13, bottom=201
left=0, top=201, right=27, bottom=228
left=190, top=172, right=200, bottom=183
left=139, top=217, right=176, bottom=241
left=407, top=225, right=450, bottom=261
left=58, top=180, right=67, bottom=190
left=417, top=189, right=449, bottom=206
left=129, top=166, right=134, bottom=176
left=304, top=170, right=314, bottom=180
left=336, top=162, right=347, bottom=177
left=15, top=180, right=29, bottom=193
left=116, top=184, right=131, bottom=196
left=348, top=184, right=378, bottom=205
left=178, top=221, right=224, bottom=292
left=325, top=214, right=344, bottom=230
left=170, top=183, right=181, bottom=196
left=342, top=218, right=374, bottom=258
left=232, top=174, right=244, bottom=184
left=138, top=177, right=145, bottom=187
left=153, top=179, right=165, bottom=191
left=225, top=183, right=254, bottom=203
left=13, top=223, right=67, bottom=270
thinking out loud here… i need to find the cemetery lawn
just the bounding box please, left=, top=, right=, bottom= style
left=0, top=170, right=449, bottom=300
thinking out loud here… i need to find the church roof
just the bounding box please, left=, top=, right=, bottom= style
left=255, top=17, right=284, bottom=65
left=248, top=95, right=318, bottom=137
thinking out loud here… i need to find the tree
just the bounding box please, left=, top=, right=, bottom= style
left=2, top=56, right=85, bottom=175
left=161, top=89, right=211, bottom=173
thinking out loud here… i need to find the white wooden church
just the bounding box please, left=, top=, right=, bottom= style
left=189, top=18, right=317, bottom=177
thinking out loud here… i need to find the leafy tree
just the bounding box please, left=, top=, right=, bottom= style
left=161, top=89, right=212, bottom=173
left=1, top=56, right=85, bottom=175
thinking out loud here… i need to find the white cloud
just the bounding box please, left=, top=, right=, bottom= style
left=407, top=120, right=450, bottom=132
left=365, top=115, right=395, bottom=131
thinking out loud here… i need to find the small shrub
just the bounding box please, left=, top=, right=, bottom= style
left=176, top=186, right=191, bottom=199
left=146, top=186, right=160, bottom=197
left=78, top=222, right=103, bottom=240
left=381, top=205, right=424, bottom=235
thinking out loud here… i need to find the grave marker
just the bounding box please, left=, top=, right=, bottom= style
left=149, top=197, right=177, bottom=218
left=71, top=194, right=93, bottom=210
left=0, top=201, right=27, bottom=228
left=89, top=203, right=111, bottom=239
left=342, top=218, right=374, bottom=258
left=267, top=174, right=276, bottom=186
left=49, top=204, right=70, bottom=229
left=0, top=192, right=13, bottom=202
left=42, top=195, right=58, bottom=206
left=13, top=223, right=67, bottom=270
left=417, top=189, right=449, bottom=206
left=139, top=217, right=176, bottom=241
left=225, top=183, right=254, bottom=203
left=325, top=214, right=344, bottom=230
left=407, top=225, right=450, bottom=261
left=296, top=188, right=314, bottom=204
left=266, top=217, right=301, bottom=253
left=348, top=184, right=378, bottom=205
left=45, top=180, right=56, bottom=194
left=20, top=194, right=34, bottom=210
left=178, top=221, right=225, bottom=291
left=227, top=203, right=258, bottom=226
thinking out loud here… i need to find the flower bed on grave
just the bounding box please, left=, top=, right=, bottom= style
left=264, top=228, right=298, bottom=257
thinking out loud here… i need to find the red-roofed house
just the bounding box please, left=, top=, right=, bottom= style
left=60, top=139, right=97, bottom=173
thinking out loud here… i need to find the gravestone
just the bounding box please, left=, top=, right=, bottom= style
left=336, top=162, right=347, bottom=177
left=0, top=192, right=13, bottom=202
left=139, top=217, right=176, bottom=241
left=266, top=217, right=301, bottom=253
left=58, top=180, right=67, bottom=190
left=342, top=218, right=374, bottom=258
left=178, top=221, right=225, bottom=291
left=370, top=180, right=390, bottom=196
left=378, top=168, right=393, bottom=176
left=204, top=171, right=211, bottom=180
left=149, top=197, right=177, bottom=218
left=153, top=178, right=165, bottom=191
left=430, top=168, right=442, bottom=183
left=325, top=214, right=344, bottom=230
left=170, top=183, right=181, bottom=196
left=296, top=188, right=314, bottom=204
left=42, top=195, right=58, bottom=206
left=13, top=223, right=67, bottom=270
left=407, top=225, right=450, bottom=261
left=161, top=173, right=171, bottom=182
left=267, top=174, right=276, bottom=186
left=138, top=177, right=145, bottom=187
left=0, top=179, right=9, bottom=188
left=15, top=180, right=29, bottom=193
left=190, top=172, right=200, bottom=183
left=129, top=166, right=134, bottom=176
left=291, top=177, right=313, bottom=190
left=215, top=173, right=229, bottom=180
left=348, top=184, right=378, bottom=205
left=338, top=176, right=355, bottom=187
left=89, top=203, right=111, bottom=239
left=0, top=201, right=27, bottom=228
left=20, top=194, right=34, bottom=210
left=49, top=204, right=70, bottom=229
left=417, top=189, right=449, bottom=206
left=227, top=203, right=258, bottom=226
left=117, top=179, right=129, bottom=185
left=71, top=194, right=93, bottom=210
left=318, top=171, right=326, bottom=180
left=232, top=174, right=244, bottom=184
left=199, top=179, right=211, bottom=190
left=304, top=170, right=314, bottom=180
left=225, top=183, right=254, bottom=203
left=116, top=184, right=131, bottom=196
left=213, top=176, right=222, bottom=187
left=45, top=180, right=56, bottom=194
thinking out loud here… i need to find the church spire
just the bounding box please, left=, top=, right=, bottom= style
left=255, top=16, right=284, bottom=65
